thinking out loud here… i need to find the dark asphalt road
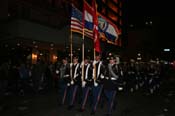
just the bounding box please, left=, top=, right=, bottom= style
left=0, top=81, right=175, bottom=116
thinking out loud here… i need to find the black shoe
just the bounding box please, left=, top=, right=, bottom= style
left=58, top=102, right=63, bottom=106
left=90, top=110, right=95, bottom=115
left=100, top=104, right=104, bottom=109
left=67, top=105, right=74, bottom=110
left=113, top=104, right=116, bottom=110
left=105, top=113, right=112, bottom=116
left=78, top=108, right=85, bottom=112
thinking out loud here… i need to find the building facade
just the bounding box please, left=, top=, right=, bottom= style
left=0, top=0, right=124, bottom=64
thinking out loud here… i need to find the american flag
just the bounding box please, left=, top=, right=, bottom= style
left=71, top=5, right=93, bottom=38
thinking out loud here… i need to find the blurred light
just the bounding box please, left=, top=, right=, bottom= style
left=34, top=45, right=38, bottom=48
left=145, top=21, right=148, bottom=25
left=17, top=43, right=20, bottom=46
left=52, top=55, right=58, bottom=63
left=56, top=70, right=59, bottom=74
left=137, top=53, right=141, bottom=56
left=50, top=43, right=54, bottom=47
left=118, top=87, right=123, bottom=91
left=32, top=53, right=37, bottom=64
left=163, top=108, right=168, bottom=112
left=164, top=61, right=168, bottom=64
left=137, top=57, right=142, bottom=60
left=164, top=49, right=170, bottom=52
left=27, top=48, right=31, bottom=51
left=130, top=24, right=134, bottom=27
left=53, top=55, right=57, bottom=60
left=150, top=21, right=152, bottom=25
left=5, top=44, right=8, bottom=47
left=33, top=41, right=36, bottom=44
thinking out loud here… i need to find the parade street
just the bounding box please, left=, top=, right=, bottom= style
left=0, top=81, right=175, bottom=116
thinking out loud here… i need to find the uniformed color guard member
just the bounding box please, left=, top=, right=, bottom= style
left=67, top=55, right=81, bottom=110
left=104, top=55, right=119, bottom=116
left=79, top=56, right=93, bottom=112
left=91, top=53, right=105, bottom=115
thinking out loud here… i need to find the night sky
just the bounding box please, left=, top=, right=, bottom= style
left=126, top=0, right=175, bottom=48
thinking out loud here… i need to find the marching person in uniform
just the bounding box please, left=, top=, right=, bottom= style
left=79, top=56, right=93, bottom=112
left=147, top=60, right=156, bottom=94
left=67, top=55, right=81, bottom=110
left=104, top=54, right=120, bottom=116
left=58, top=57, right=70, bottom=105
left=126, top=59, right=136, bottom=92
left=91, top=53, right=105, bottom=115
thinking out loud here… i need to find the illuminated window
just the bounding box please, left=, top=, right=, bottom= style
left=101, top=7, right=106, bottom=14
left=108, top=11, right=118, bottom=22
left=119, top=2, right=122, bottom=8
left=113, top=0, right=119, bottom=4
left=119, top=19, right=122, bottom=25
left=119, top=10, right=122, bottom=16
left=107, top=1, right=119, bottom=13
left=32, top=53, right=37, bottom=64
left=102, top=0, right=106, bottom=3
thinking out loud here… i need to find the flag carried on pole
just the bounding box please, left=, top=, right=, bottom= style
left=71, top=2, right=121, bottom=47
left=98, top=14, right=121, bottom=45
left=71, top=5, right=93, bottom=38
left=83, top=0, right=101, bottom=53
left=82, top=1, right=94, bottom=39
left=70, top=5, right=83, bottom=34
left=92, top=0, right=101, bottom=53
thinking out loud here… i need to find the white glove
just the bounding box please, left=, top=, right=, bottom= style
left=101, top=75, right=104, bottom=79
left=82, top=81, right=86, bottom=88
left=64, top=74, right=69, bottom=78
left=93, top=60, right=97, bottom=66
left=81, top=61, right=84, bottom=66
left=67, top=83, right=70, bottom=86
left=71, top=80, right=74, bottom=85
left=56, top=70, right=59, bottom=74
left=94, top=81, right=98, bottom=87
left=75, top=74, right=79, bottom=78
left=121, top=71, right=123, bottom=76
left=70, top=63, right=73, bottom=67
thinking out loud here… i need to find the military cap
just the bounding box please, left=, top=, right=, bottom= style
left=62, top=57, right=68, bottom=60
left=85, top=56, right=91, bottom=60
left=109, top=56, right=115, bottom=60
left=73, top=54, right=79, bottom=59
left=95, top=52, right=101, bottom=57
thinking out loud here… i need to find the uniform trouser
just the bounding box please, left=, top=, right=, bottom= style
left=104, top=89, right=117, bottom=114
left=91, top=84, right=103, bottom=112
left=59, top=79, right=68, bottom=105
left=69, top=84, right=78, bottom=106
left=80, top=86, right=90, bottom=109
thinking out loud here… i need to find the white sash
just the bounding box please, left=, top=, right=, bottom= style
left=74, top=63, right=80, bottom=79
left=85, top=64, right=90, bottom=80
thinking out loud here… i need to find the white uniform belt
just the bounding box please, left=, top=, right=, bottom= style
left=128, top=71, right=135, bottom=74
left=64, top=74, right=70, bottom=77
left=148, top=73, right=154, bottom=76
left=111, top=77, right=117, bottom=80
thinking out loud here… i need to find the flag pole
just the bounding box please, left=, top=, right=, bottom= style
left=93, top=0, right=97, bottom=83
left=81, top=27, right=85, bottom=83
left=81, top=0, right=85, bottom=83
left=93, top=48, right=96, bottom=82
left=70, top=30, right=73, bottom=81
